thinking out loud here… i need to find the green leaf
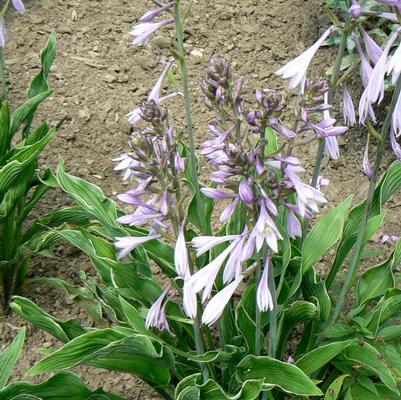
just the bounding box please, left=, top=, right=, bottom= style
left=296, top=340, right=355, bottom=375
left=324, top=374, right=349, bottom=400
left=264, top=127, right=278, bottom=155
left=10, top=91, right=52, bottom=137
left=56, top=159, right=118, bottom=228
left=10, top=296, right=85, bottom=343
left=0, top=327, right=26, bottom=389
left=276, top=301, right=317, bottom=359
left=176, top=375, right=263, bottom=400
left=302, top=196, right=352, bottom=273
left=345, top=342, right=399, bottom=394
left=0, top=102, right=11, bottom=155
left=119, top=296, right=147, bottom=334
left=0, top=372, right=120, bottom=400
left=237, top=355, right=323, bottom=396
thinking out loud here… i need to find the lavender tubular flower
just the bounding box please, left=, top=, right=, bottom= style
left=363, top=142, right=372, bottom=179
left=392, top=92, right=401, bottom=135
left=387, top=41, right=401, bottom=84
left=348, top=1, right=363, bottom=17
left=342, top=86, right=356, bottom=126
left=12, top=0, right=25, bottom=14
left=287, top=209, right=302, bottom=239
left=276, top=26, right=334, bottom=90
left=129, top=18, right=174, bottom=46
left=353, top=35, right=373, bottom=88
left=175, top=223, right=190, bottom=279
left=256, top=257, right=274, bottom=312
left=0, top=18, right=5, bottom=48
left=390, top=129, right=401, bottom=159
left=140, top=2, right=173, bottom=22
left=115, top=234, right=160, bottom=259
left=146, top=285, right=172, bottom=332
left=360, top=26, right=383, bottom=65
left=202, top=275, right=244, bottom=326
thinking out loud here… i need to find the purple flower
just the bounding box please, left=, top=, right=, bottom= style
left=129, top=18, right=174, bottom=46
left=175, top=223, right=190, bottom=279
left=146, top=285, right=172, bottom=332
left=348, top=1, right=363, bottom=17
left=376, top=0, right=401, bottom=8
left=0, top=18, right=5, bottom=48
left=250, top=202, right=283, bottom=253
left=325, top=136, right=340, bottom=160
left=127, top=60, right=174, bottom=126
left=201, top=187, right=235, bottom=199
left=342, top=86, right=356, bottom=126
left=390, top=129, right=401, bottom=159
left=363, top=142, right=372, bottom=179
left=392, top=93, right=401, bottom=136
left=360, top=26, right=383, bottom=65
left=115, top=233, right=161, bottom=259
left=256, top=256, right=274, bottom=312
left=359, top=29, right=400, bottom=123
left=183, top=279, right=197, bottom=319
left=287, top=209, right=302, bottom=239
left=353, top=35, right=373, bottom=88
left=387, top=41, right=401, bottom=84
left=380, top=234, right=399, bottom=244
left=238, top=179, right=254, bottom=204
left=284, top=162, right=327, bottom=217
left=202, top=275, right=244, bottom=326
left=12, top=0, right=25, bottom=14
left=140, top=2, right=173, bottom=23
left=192, top=234, right=240, bottom=256
left=276, top=26, right=334, bottom=90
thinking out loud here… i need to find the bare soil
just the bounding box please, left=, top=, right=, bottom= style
left=2, top=0, right=401, bottom=399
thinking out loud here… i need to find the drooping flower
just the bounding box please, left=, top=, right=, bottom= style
left=380, top=234, right=399, bottom=244
left=392, top=91, right=401, bottom=136
left=342, top=86, right=356, bottom=126
left=12, top=0, right=25, bottom=14
left=127, top=60, right=174, bottom=126
left=348, top=0, right=363, bottom=18
left=276, top=26, right=334, bottom=90
left=287, top=209, right=302, bottom=239
left=192, top=234, right=240, bottom=256
left=353, top=35, right=373, bottom=88
left=387, top=41, right=401, bottom=84
left=390, top=129, right=401, bottom=159
left=146, top=285, right=172, bottom=332
left=202, top=275, right=244, bottom=326
left=140, top=2, right=173, bottom=23
left=183, top=279, right=197, bottom=319
left=115, top=234, right=160, bottom=259
left=360, top=26, right=383, bottom=65
left=359, top=29, right=401, bottom=123
left=174, top=223, right=190, bottom=279
left=362, top=141, right=372, bottom=179
left=250, top=202, right=283, bottom=253
left=0, top=18, right=5, bottom=47
left=256, top=257, right=274, bottom=312
left=129, top=18, right=174, bottom=46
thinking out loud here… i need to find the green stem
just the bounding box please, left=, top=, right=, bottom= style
left=173, top=1, right=209, bottom=236
left=311, top=20, right=350, bottom=188
left=0, top=48, right=7, bottom=101
left=331, top=73, right=401, bottom=323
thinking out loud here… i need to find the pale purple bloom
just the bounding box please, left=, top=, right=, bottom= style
left=187, top=239, right=241, bottom=303
left=250, top=202, right=283, bottom=253
left=381, top=234, right=399, bottom=244
left=359, top=29, right=400, bottom=123
left=363, top=142, right=372, bottom=179
left=0, top=18, right=5, bottom=48
left=387, top=41, right=401, bottom=84
left=316, top=176, right=330, bottom=190
left=325, top=136, right=340, bottom=160
left=12, top=0, right=25, bottom=14
left=115, top=234, right=160, bottom=258
left=201, top=188, right=235, bottom=199
left=113, top=154, right=137, bottom=181
left=354, top=36, right=373, bottom=88
left=287, top=209, right=302, bottom=239
left=376, top=0, right=401, bottom=8
left=140, top=2, right=173, bottom=23
left=222, top=234, right=248, bottom=284
left=276, top=26, right=334, bottom=90
left=129, top=18, right=174, bottom=46
left=392, top=92, right=401, bottom=136
left=202, top=275, right=244, bottom=326
left=256, top=257, right=274, bottom=312
left=390, top=129, right=401, bottom=159
left=192, top=234, right=240, bottom=256
left=342, top=86, right=356, bottom=126
left=285, top=163, right=327, bottom=217
left=220, top=196, right=239, bottom=222
left=238, top=180, right=254, bottom=204
left=174, top=153, right=186, bottom=173
left=348, top=2, right=363, bottom=18
left=183, top=279, right=197, bottom=319
left=127, top=60, right=174, bottom=126
left=175, top=223, right=190, bottom=279
left=379, top=12, right=398, bottom=22
left=146, top=285, right=171, bottom=332
left=360, top=26, right=383, bottom=65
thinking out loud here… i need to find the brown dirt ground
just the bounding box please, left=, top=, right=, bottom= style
left=2, top=0, right=401, bottom=399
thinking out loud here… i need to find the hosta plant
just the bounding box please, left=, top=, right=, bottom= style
left=0, top=33, right=58, bottom=313
left=8, top=0, right=401, bottom=399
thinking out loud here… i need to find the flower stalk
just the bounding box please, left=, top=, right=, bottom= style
left=331, top=72, right=401, bottom=322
